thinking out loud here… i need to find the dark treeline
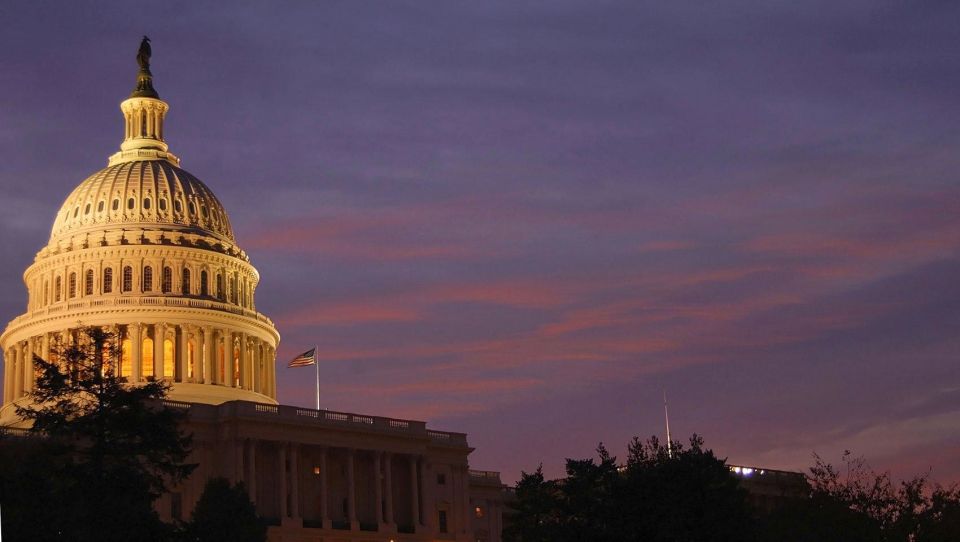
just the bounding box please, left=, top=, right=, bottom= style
left=505, top=435, right=960, bottom=542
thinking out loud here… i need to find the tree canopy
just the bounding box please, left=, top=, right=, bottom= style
left=185, top=477, right=266, bottom=542
left=0, top=327, right=194, bottom=541
left=506, top=437, right=960, bottom=542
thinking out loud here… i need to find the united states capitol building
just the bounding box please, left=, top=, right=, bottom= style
left=0, top=43, right=505, bottom=542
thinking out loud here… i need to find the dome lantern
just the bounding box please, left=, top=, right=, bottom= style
left=108, top=37, right=180, bottom=167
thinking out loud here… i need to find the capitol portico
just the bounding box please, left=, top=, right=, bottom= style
left=0, top=41, right=505, bottom=541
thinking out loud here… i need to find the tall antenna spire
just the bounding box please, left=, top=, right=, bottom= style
left=664, top=390, right=673, bottom=458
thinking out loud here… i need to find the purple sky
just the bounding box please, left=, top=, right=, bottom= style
left=1, top=2, right=959, bottom=485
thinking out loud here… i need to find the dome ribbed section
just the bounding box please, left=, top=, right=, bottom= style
left=49, top=160, right=235, bottom=245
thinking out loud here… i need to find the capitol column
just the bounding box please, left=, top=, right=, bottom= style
left=153, top=323, right=165, bottom=379
left=278, top=442, right=288, bottom=519
left=384, top=452, right=394, bottom=528
left=289, top=443, right=301, bottom=520
left=3, top=348, right=12, bottom=403
left=238, top=333, right=248, bottom=390
left=374, top=452, right=384, bottom=529
left=319, top=447, right=330, bottom=529
left=202, top=327, right=213, bottom=384
left=247, top=439, right=257, bottom=504
left=130, top=323, right=142, bottom=382
left=23, top=339, right=34, bottom=395
left=225, top=333, right=236, bottom=388
left=347, top=449, right=358, bottom=530
left=177, top=325, right=188, bottom=382
left=410, top=455, right=421, bottom=530
left=13, top=346, right=24, bottom=398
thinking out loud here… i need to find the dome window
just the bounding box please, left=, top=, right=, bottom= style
left=201, top=205, right=208, bottom=218
left=143, top=266, right=153, bottom=292
left=84, top=203, right=91, bottom=215
left=162, top=267, right=172, bottom=293
left=143, top=198, right=151, bottom=210
left=200, top=270, right=209, bottom=296
left=68, top=272, right=77, bottom=298
left=174, top=199, right=182, bottom=213
left=103, top=268, right=113, bottom=293
left=84, top=270, right=94, bottom=296
left=159, top=199, right=167, bottom=211
left=112, top=199, right=120, bottom=211
left=55, top=276, right=62, bottom=302
left=188, top=202, right=196, bottom=216
left=97, top=201, right=105, bottom=212
left=122, top=266, right=133, bottom=292
left=182, top=268, right=191, bottom=295
left=73, top=207, right=79, bottom=218
left=127, top=198, right=135, bottom=210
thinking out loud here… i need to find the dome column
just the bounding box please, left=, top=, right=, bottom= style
left=4, top=348, right=13, bottom=403
left=130, top=323, right=142, bottom=382
left=202, top=327, right=213, bottom=384
left=13, top=345, right=23, bottom=399
left=152, top=323, right=164, bottom=379
left=23, top=339, right=34, bottom=395
left=177, top=325, right=188, bottom=382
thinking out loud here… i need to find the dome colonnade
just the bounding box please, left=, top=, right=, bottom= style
left=0, top=49, right=279, bottom=420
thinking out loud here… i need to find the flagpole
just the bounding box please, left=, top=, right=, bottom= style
left=314, top=344, right=320, bottom=411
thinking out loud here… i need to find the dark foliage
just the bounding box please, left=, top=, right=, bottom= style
left=759, top=451, right=960, bottom=542
left=0, top=327, right=195, bottom=542
left=505, top=434, right=753, bottom=542
left=184, top=477, right=266, bottom=542
left=506, top=440, right=960, bottom=542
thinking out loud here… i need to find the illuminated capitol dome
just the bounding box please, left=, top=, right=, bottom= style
left=0, top=41, right=506, bottom=541
left=0, top=41, right=279, bottom=419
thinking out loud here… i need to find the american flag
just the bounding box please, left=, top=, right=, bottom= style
left=288, top=347, right=316, bottom=368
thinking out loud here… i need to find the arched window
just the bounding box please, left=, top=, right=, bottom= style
left=231, top=274, right=238, bottom=304
left=97, top=201, right=105, bottom=212
left=84, top=270, right=94, bottom=295
left=103, top=268, right=113, bottom=293
left=84, top=203, right=91, bottom=215
left=216, top=274, right=224, bottom=300
left=174, top=199, right=182, bottom=213
left=143, top=198, right=151, bottom=210
left=159, top=199, right=167, bottom=211
left=182, top=268, right=191, bottom=295
left=162, top=267, right=172, bottom=293
left=122, top=266, right=133, bottom=292
left=142, top=266, right=153, bottom=292
left=68, top=272, right=77, bottom=298
left=164, top=339, right=175, bottom=378
left=142, top=337, right=154, bottom=378
left=44, top=281, right=49, bottom=305
left=112, top=199, right=119, bottom=211
left=188, top=202, right=196, bottom=216
left=55, top=276, right=62, bottom=302
left=200, top=270, right=209, bottom=296
left=127, top=198, right=135, bottom=210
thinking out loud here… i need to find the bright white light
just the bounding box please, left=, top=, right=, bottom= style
left=742, top=468, right=753, bottom=476
left=732, top=466, right=741, bottom=474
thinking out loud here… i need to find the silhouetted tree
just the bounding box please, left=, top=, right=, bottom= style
left=506, top=434, right=753, bottom=541
left=758, top=451, right=960, bottom=542
left=0, top=327, right=194, bottom=542
left=185, top=477, right=266, bottom=542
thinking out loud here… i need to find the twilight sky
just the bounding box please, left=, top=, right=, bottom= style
left=1, top=1, right=959, bottom=484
